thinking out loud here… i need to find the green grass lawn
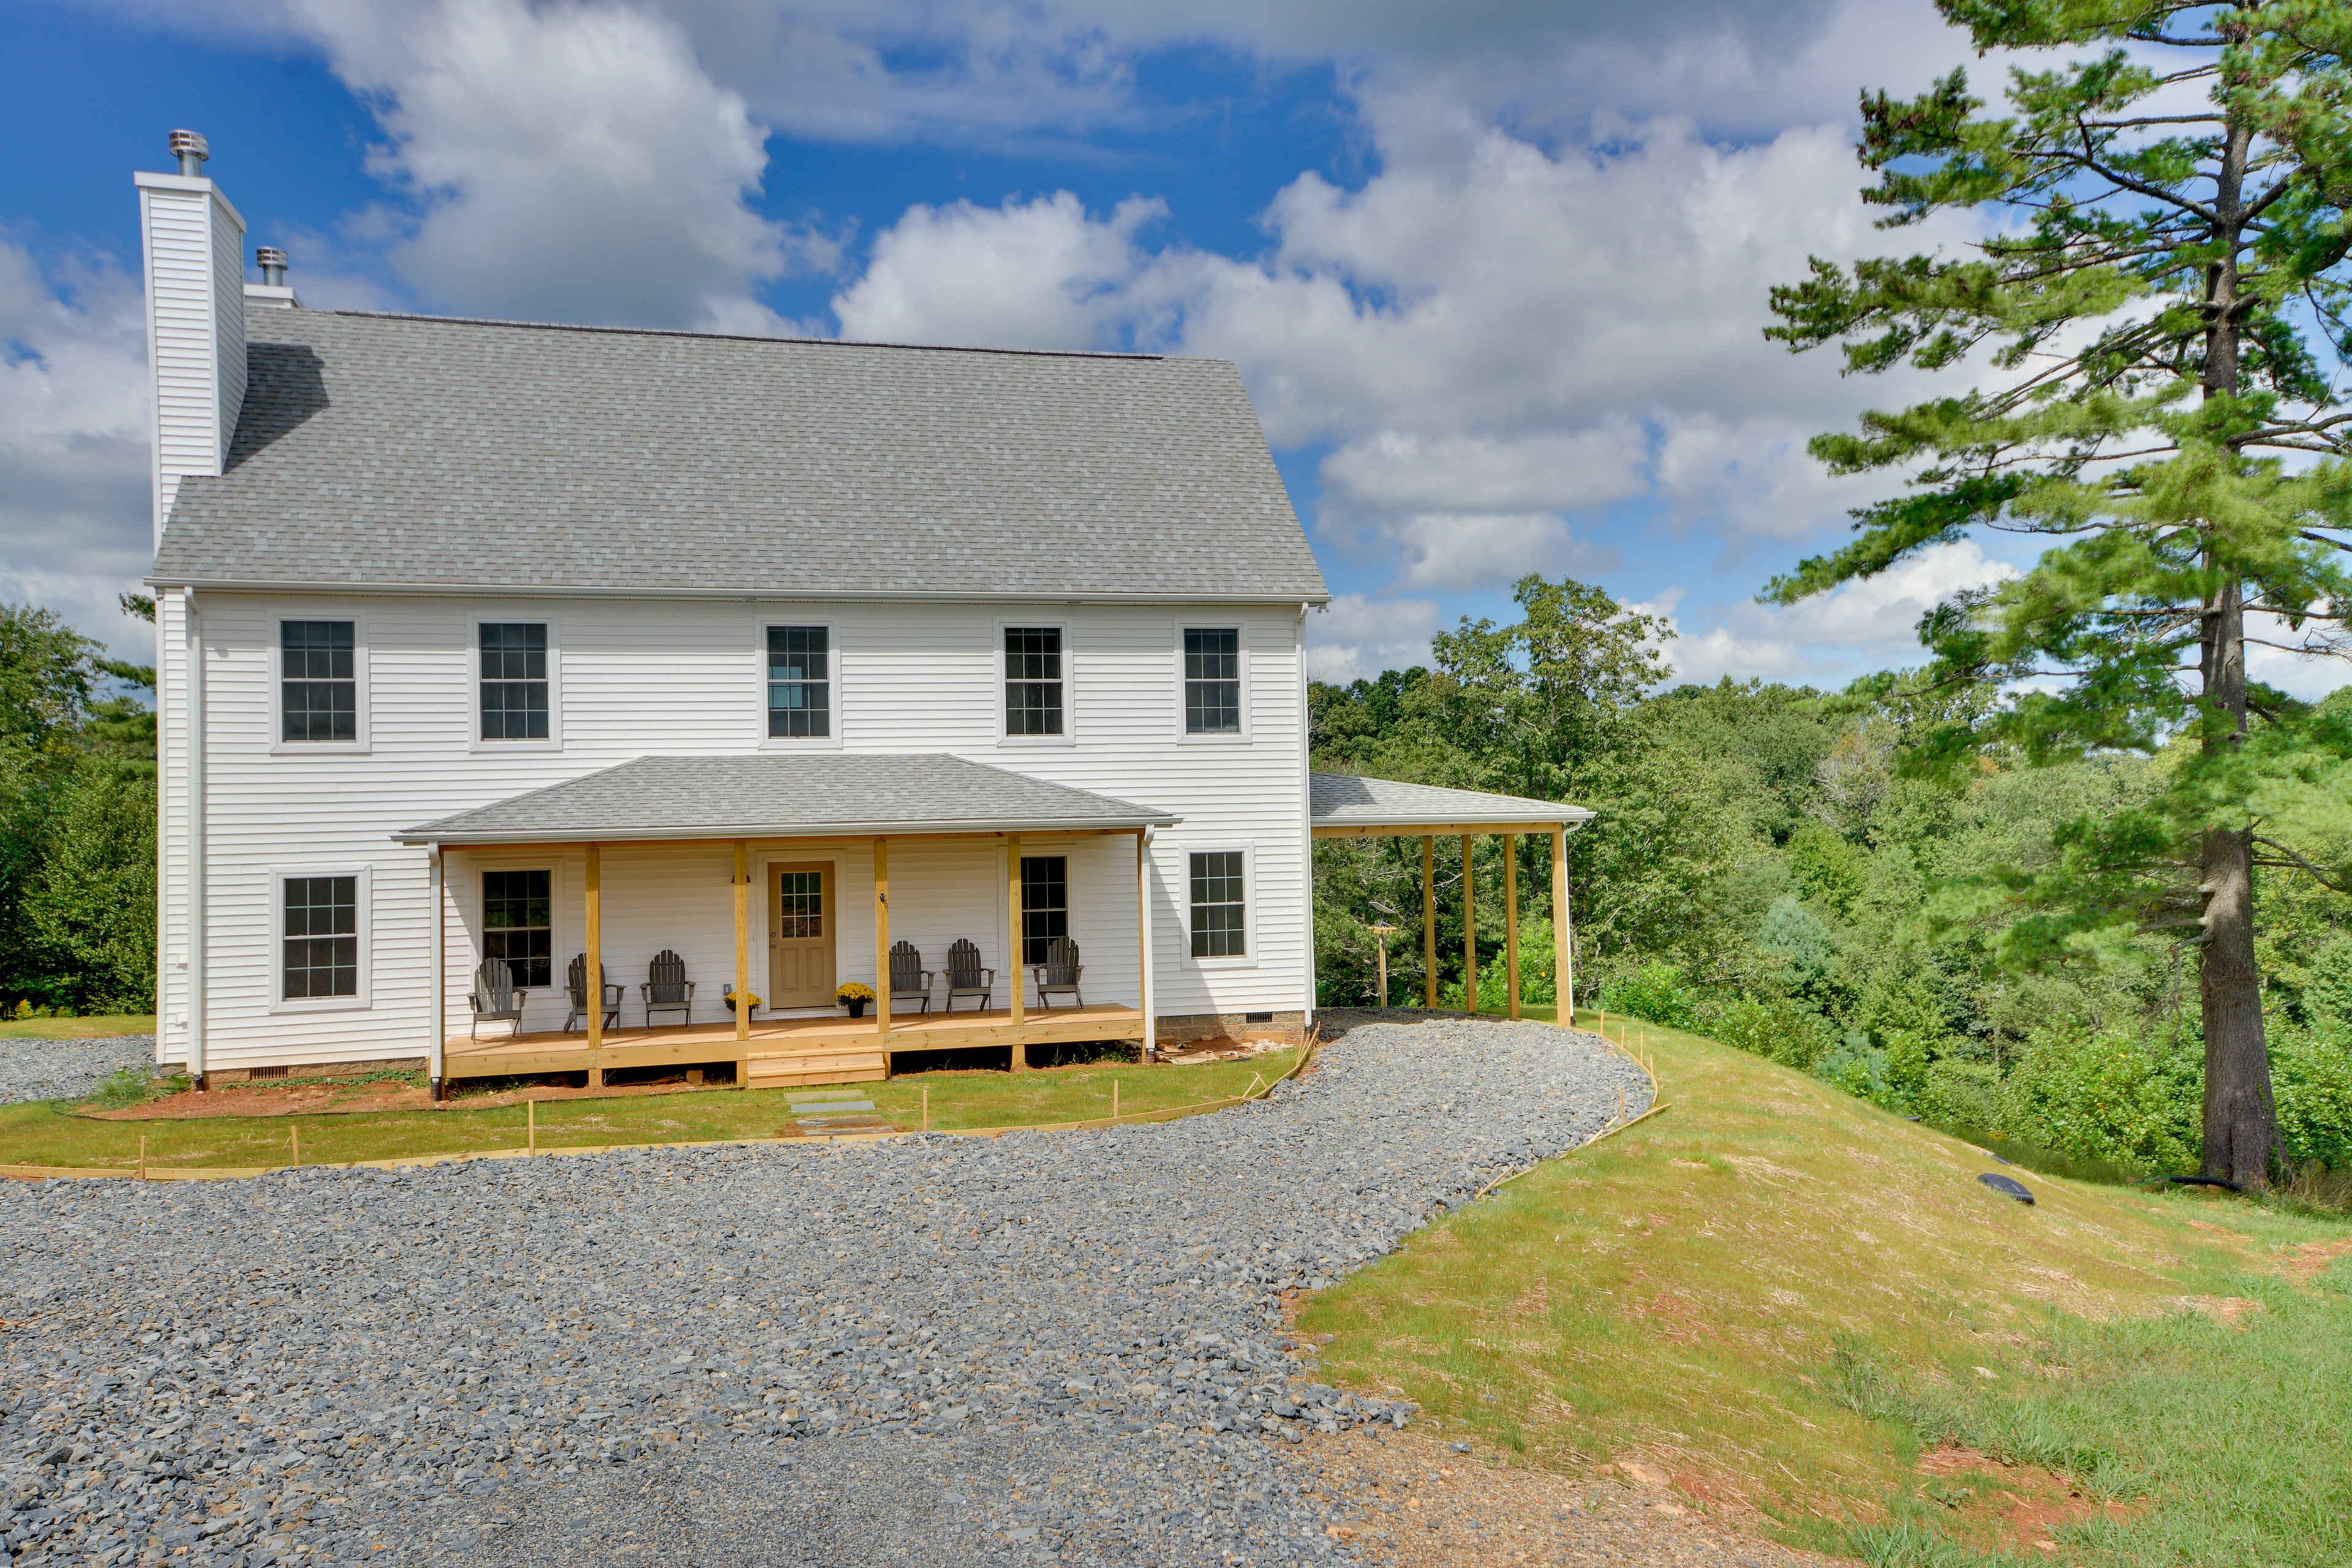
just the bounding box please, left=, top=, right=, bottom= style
left=0, top=1049, right=1296, bottom=1173
left=1298, top=1007, right=2352, bottom=1567
left=0, top=1014, right=156, bottom=1039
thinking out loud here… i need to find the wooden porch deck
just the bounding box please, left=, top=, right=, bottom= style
left=443, top=1003, right=1146, bottom=1087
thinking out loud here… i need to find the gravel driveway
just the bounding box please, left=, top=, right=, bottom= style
left=0, top=1036, right=158, bottom=1107
left=0, top=1018, right=1648, bottom=1566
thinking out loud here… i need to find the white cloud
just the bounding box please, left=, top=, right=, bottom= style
left=0, top=241, right=155, bottom=657
left=1305, top=592, right=1441, bottom=682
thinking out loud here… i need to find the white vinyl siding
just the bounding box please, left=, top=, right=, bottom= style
left=137, top=176, right=244, bottom=543
left=159, top=595, right=1307, bottom=1071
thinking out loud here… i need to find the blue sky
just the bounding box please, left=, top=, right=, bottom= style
left=3, top=0, right=2035, bottom=685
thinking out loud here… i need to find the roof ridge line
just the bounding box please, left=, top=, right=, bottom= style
left=324, top=309, right=1167, bottom=361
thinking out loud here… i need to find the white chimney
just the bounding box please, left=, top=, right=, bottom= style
left=135, top=129, right=247, bottom=547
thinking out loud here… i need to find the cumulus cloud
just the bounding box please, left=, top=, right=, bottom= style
left=1304, top=592, right=1441, bottom=683
left=0, top=241, right=154, bottom=658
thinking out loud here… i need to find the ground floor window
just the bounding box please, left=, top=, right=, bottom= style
left=283, top=875, right=359, bottom=998
left=1189, top=851, right=1246, bottom=958
left=483, top=869, right=552, bottom=986
left=1020, top=854, right=1068, bottom=963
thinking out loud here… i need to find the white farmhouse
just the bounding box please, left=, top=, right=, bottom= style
left=139, top=134, right=1585, bottom=1098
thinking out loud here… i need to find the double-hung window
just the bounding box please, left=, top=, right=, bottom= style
left=479, top=623, right=550, bottom=740
left=282, top=875, right=359, bottom=998
left=482, top=870, right=552, bottom=987
left=1183, top=628, right=1242, bottom=734
left=1020, top=855, right=1069, bottom=964
left=281, top=620, right=356, bottom=742
left=1005, top=628, right=1064, bottom=736
left=767, top=626, right=831, bottom=738
left=1189, top=851, right=1247, bottom=959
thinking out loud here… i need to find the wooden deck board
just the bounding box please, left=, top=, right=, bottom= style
left=445, top=1003, right=1142, bottom=1080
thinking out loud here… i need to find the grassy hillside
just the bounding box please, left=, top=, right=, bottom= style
left=1299, top=1011, right=2352, bottom=1566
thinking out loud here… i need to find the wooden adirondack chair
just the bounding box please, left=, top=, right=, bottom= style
left=564, top=953, right=620, bottom=1035
left=469, top=957, right=527, bottom=1039
left=889, top=940, right=934, bottom=1015
left=641, top=949, right=696, bottom=1029
left=1031, top=936, right=1083, bottom=1009
left=943, top=938, right=994, bottom=1012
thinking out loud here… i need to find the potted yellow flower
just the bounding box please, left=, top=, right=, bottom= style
left=835, top=981, right=876, bottom=1017
left=723, top=987, right=761, bottom=1014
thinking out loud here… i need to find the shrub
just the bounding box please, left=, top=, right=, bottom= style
left=2272, top=1023, right=2352, bottom=1170
left=1600, top=962, right=1697, bottom=1029
left=1814, top=1031, right=1893, bottom=1105
left=1913, top=1060, right=1998, bottom=1130
left=1994, top=1025, right=2200, bottom=1172
left=1695, top=993, right=1830, bottom=1071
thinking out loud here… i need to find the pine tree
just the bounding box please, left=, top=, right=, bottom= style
left=1766, top=1, right=2352, bottom=1185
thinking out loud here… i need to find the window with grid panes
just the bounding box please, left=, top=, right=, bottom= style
left=479, top=624, right=549, bottom=739
left=482, top=870, right=552, bottom=987
left=1183, top=628, right=1241, bottom=733
left=767, top=626, right=831, bottom=737
left=281, top=621, right=356, bottom=742
left=777, top=870, right=824, bottom=937
left=282, top=876, right=359, bottom=998
left=1020, top=855, right=1068, bottom=963
left=1004, top=627, right=1063, bottom=735
left=1189, top=851, right=1246, bottom=958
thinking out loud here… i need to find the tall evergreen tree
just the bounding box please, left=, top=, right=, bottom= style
left=1766, top=0, right=2352, bottom=1185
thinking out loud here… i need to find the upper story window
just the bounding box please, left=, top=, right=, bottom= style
left=479, top=623, right=550, bottom=740
left=1005, top=627, right=1064, bottom=736
left=483, top=869, right=552, bottom=987
left=767, top=626, right=831, bottom=738
left=1184, top=628, right=1242, bottom=734
left=1189, top=851, right=1247, bottom=959
left=281, top=620, right=356, bottom=742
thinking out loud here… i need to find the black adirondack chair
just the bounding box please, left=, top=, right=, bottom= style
left=469, top=957, right=527, bottom=1039
left=889, top=940, right=934, bottom=1015
left=943, top=938, right=994, bottom=1012
left=642, top=949, right=696, bottom=1029
left=1031, top=936, right=1083, bottom=1009
left=564, top=954, right=620, bottom=1035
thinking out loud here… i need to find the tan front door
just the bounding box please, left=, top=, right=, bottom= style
left=768, top=862, right=835, bottom=1009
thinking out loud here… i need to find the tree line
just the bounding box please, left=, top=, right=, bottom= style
left=0, top=598, right=157, bottom=1016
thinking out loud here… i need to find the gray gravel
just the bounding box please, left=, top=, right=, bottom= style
left=0, top=1018, right=1647, bottom=1566
left=0, top=1036, right=157, bottom=1107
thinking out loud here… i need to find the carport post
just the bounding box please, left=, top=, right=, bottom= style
left=1504, top=832, right=1520, bottom=1020
left=1461, top=834, right=1477, bottom=1016
left=1420, top=835, right=1436, bottom=1009
left=1552, top=828, right=1573, bottom=1021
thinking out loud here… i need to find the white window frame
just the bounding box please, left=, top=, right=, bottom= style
left=1172, top=619, right=1251, bottom=743
left=1180, top=841, right=1256, bottom=970
left=268, top=862, right=374, bottom=1013
left=995, top=618, right=1076, bottom=747
left=756, top=617, right=844, bottom=750
left=467, top=611, right=564, bottom=753
left=268, top=609, right=371, bottom=755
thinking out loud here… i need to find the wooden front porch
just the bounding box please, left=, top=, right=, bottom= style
left=445, top=1002, right=1146, bottom=1088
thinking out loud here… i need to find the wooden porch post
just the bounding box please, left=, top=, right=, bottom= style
left=1421, top=835, right=1437, bottom=1009
left=873, top=837, right=891, bottom=1077
left=1136, top=829, right=1153, bottom=1063
left=733, top=842, right=750, bottom=1089
left=1008, top=834, right=1027, bottom=1071
left=585, top=842, right=603, bottom=1088
left=1504, top=832, right=1521, bottom=1020
left=1461, top=834, right=1477, bottom=1016
left=1552, top=827, right=1574, bottom=1023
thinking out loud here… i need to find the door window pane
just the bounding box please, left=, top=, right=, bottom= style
left=283, top=875, right=359, bottom=997
left=281, top=621, right=356, bottom=742
left=1189, top=851, right=1246, bottom=958
left=1184, top=628, right=1241, bottom=733
left=1020, top=855, right=1068, bottom=964
left=1005, top=628, right=1064, bottom=736
left=480, top=624, right=550, bottom=740
left=482, top=869, right=552, bottom=987
left=777, top=870, right=824, bottom=938
left=767, top=626, right=831, bottom=738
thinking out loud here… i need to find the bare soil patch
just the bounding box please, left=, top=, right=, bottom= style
left=1915, top=1446, right=2139, bottom=1557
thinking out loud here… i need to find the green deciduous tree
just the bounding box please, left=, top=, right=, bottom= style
left=1766, top=0, right=2352, bottom=1186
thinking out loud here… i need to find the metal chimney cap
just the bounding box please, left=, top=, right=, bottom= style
left=255, top=247, right=289, bottom=286
left=169, top=129, right=209, bottom=177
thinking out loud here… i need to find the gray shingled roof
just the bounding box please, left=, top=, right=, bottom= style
left=395, top=754, right=1180, bottom=844
left=1309, top=772, right=1593, bottom=829
left=153, top=311, right=1328, bottom=600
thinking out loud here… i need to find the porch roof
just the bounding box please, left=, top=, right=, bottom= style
left=395, top=753, right=1180, bottom=846
left=1308, top=771, right=1593, bottom=834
